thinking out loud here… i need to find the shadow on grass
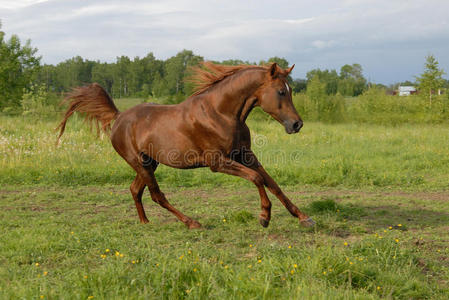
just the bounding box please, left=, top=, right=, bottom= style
left=304, top=197, right=449, bottom=233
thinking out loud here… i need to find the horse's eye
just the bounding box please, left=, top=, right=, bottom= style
left=278, top=90, right=286, bottom=96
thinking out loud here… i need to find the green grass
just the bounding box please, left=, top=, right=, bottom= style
left=0, top=186, right=448, bottom=299
left=1, top=112, right=449, bottom=190
left=0, top=99, right=448, bottom=299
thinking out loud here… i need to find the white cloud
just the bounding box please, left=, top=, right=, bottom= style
left=311, top=40, right=337, bottom=49
left=1, top=0, right=448, bottom=83
left=0, top=0, right=48, bottom=10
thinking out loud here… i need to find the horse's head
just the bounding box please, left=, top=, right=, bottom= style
left=255, top=63, right=302, bottom=134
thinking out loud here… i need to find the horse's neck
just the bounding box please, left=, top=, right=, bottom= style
left=211, top=69, right=264, bottom=122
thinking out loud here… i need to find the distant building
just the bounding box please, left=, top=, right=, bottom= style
left=398, top=86, right=417, bottom=96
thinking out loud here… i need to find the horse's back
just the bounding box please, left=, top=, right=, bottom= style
left=111, top=102, right=185, bottom=152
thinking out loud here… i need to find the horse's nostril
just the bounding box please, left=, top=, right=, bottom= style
left=293, top=121, right=302, bottom=131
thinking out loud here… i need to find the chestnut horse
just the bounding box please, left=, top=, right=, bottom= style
left=57, top=62, right=315, bottom=229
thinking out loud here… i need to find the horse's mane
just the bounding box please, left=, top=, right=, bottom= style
left=188, top=61, right=269, bottom=96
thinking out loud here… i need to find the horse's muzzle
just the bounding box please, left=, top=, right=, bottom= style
left=284, top=120, right=303, bottom=134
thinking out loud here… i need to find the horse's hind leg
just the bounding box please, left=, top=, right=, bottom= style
left=132, top=163, right=201, bottom=229
left=130, top=175, right=149, bottom=224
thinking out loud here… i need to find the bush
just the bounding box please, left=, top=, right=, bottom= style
left=292, top=86, right=449, bottom=125
left=293, top=92, right=346, bottom=123
left=21, top=84, right=60, bottom=116
left=348, top=87, right=449, bottom=125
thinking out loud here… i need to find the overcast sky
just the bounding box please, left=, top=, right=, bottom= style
left=1, top=0, right=448, bottom=84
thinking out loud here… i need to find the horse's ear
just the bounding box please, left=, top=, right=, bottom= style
left=286, top=64, right=295, bottom=74
left=270, top=63, right=278, bottom=77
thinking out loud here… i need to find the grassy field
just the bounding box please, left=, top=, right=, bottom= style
left=0, top=98, right=448, bottom=299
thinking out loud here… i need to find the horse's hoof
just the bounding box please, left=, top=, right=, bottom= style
left=187, top=220, right=202, bottom=229
left=259, top=218, right=270, bottom=228
left=140, top=218, right=149, bottom=224
left=300, top=217, right=316, bottom=227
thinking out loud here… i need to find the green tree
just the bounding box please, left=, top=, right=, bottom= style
left=291, top=78, right=307, bottom=93
left=267, top=57, right=289, bottom=69
left=338, top=64, right=366, bottom=96
left=92, top=62, right=115, bottom=95
left=219, top=59, right=252, bottom=66
left=306, top=69, right=339, bottom=95
left=306, top=75, right=326, bottom=102
left=114, top=56, right=131, bottom=98
left=0, top=21, right=41, bottom=109
left=415, top=54, right=445, bottom=105
left=164, top=50, right=203, bottom=99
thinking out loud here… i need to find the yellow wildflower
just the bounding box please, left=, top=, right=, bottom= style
left=293, top=264, right=297, bottom=268
left=105, top=249, right=110, bottom=253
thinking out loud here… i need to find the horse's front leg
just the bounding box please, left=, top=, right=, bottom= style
left=210, top=157, right=272, bottom=227
left=240, top=150, right=315, bottom=227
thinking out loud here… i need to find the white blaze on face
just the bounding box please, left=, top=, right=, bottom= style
left=285, top=82, right=290, bottom=93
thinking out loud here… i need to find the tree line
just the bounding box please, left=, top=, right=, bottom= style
left=1, top=21, right=447, bottom=111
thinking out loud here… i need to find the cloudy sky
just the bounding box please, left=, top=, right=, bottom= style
left=1, top=0, right=448, bottom=83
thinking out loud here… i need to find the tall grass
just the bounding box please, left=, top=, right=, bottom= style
left=292, top=87, right=449, bottom=125
left=1, top=113, right=449, bottom=190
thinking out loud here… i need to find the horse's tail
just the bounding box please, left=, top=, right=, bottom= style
left=56, top=83, right=120, bottom=144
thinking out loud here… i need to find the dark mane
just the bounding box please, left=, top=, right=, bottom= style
left=188, top=61, right=270, bottom=96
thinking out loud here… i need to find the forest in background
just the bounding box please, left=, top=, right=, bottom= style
left=2, top=21, right=449, bottom=124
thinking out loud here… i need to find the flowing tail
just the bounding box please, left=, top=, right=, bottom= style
left=56, top=83, right=120, bottom=144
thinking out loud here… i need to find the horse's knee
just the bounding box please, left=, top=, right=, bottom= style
left=130, top=178, right=144, bottom=198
